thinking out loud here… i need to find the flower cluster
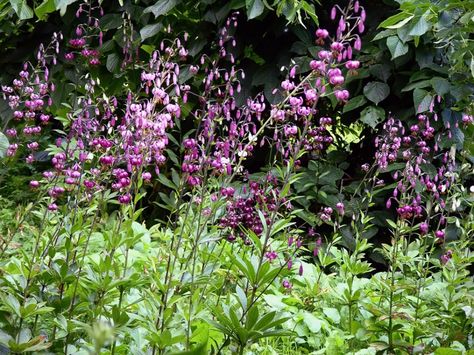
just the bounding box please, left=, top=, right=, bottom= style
left=266, top=0, right=364, bottom=165
left=179, top=14, right=259, bottom=187
left=65, top=2, right=104, bottom=65
left=375, top=103, right=474, bottom=243
left=17, top=33, right=191, bottom=208
left=2, top=34, right=61, bottom=163
left=219, top=176, right=290, bottom=240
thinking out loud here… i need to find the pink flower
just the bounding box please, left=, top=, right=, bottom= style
left=309, top=60, right=326, bottom=72
left=345, top=60, right=360, bottom=70
left=142, top=172, right=152, bottom=182
left=334, top=89, right=349, bottom=102
left=336, top=202, right=345, bottom=215
left=316, top=28, right=329, bottom=38
left=318, top=50, right=331, bottom=60
left=284, top=125, right=298, bottom=136
left=281, top=80, right=295, bottom=91
left=330, top=75, right=345, bottom=86
left=331, top=42, right=344, bottom=52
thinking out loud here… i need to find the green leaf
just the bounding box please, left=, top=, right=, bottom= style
left=0, top=132, right=9, bottom=158
left=363, top=82, right=389, bottom=105
left=144, top=0, right=182, bottom=18
left=106, top=53, right=120, bottom=73
left=244, top=45, right=265, bottom=65
left=470, top=57, right=474, bottom=78
left=430, top=77, right=450, bottom=96
left=369, top=64, right=391, bottom=82
left=310, top=162, right=344, bottom=186
left=386, top=36, right=409, bottom=59
left=34, top=0, right=55, bottom=20
left=322, top=307, right=340, bottom=324
left=246, top=0, right=264, bottom=19
left=54, top=0, right=78, bottom=16
left=401, top=79, right=431, bottom=92
left=300, top=1, right=318, bottom=25
left=386, top=219, right=398, bottom=229
left=140, top=23, right=163, bottom=41
left=379, top=12, right=409, bottom=28
left=434, top=349, right=462, bottom=355
left=141, top=44, right=155, bottom=55
left=343, top=95, right=367, bottom=113
left=382, top=13, right=414, bottom=29
left=408, top=13, right=431, bottom=36
left=235, top=286, right=247, bottom=311
left=303, top=313, right=322, bottom=332
left=169, top=337, right=208, bottom=355
left=360, top=106, right=385, bottom=129
left=413, top=88, right=432, bottom=113
left=372, top=29, right=395, bottom=41
left=100, top=14, right=123, bottom=30
left=9, top=0, right=33, bottom=20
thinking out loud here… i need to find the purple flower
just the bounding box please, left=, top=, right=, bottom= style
left=282, top=279, right=292, bottom=289
left=420, top=222, right=429, bottom=235
left=435, top=230, right=445, bottom=241
left=440, top=250, right=452, bottom=264
left=119, top=194, right=131, bottom=204
left=265, top=250, right=278, bottom=261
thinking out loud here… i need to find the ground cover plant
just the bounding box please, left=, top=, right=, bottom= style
left=0, top=0, right=473, bottom=354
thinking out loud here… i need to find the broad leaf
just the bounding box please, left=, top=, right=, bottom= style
left=369, top=64, right=391, bottom=82
left=246, top=0, right=264, bottom=19
left=413, top=88, right=432, bottom=113
left=363, top=82, right=389, bottom=105
left=0, top=132, right=8, bottom=159
left=34, top=0, right=56, bottom=20
left=106, top=53, right=120, bottom=73
left=140, top=23, right=163, bottom=41
left=343, top=95, right=367, bottom=113
left=303, top=313, right=322, bottom=332
left=54, top=0, right=78, bottom=16
left=9, top=0, right=33, bottom=19
left=386, top=36, right=409, bottom=59
left=384, top=13, right=414, bottom=29
left=322, top=307, right=340, bottom=324
left=430, top=77, right=450, bottom=96
left=408, top=13, right=431, bottom=36
left=359, top=106, right=385, bottom=129
left=144, top=0, right=182, bottom=18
